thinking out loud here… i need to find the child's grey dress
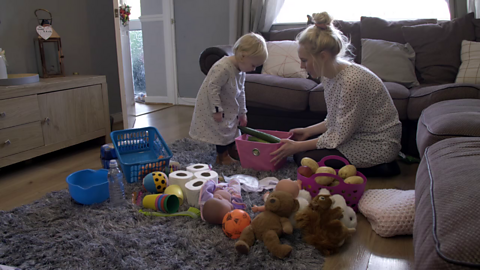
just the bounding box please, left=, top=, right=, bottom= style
left=189, top=57, right=247, bottom=146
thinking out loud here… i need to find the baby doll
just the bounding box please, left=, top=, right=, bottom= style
left=199, top=179, right=246, bottom=225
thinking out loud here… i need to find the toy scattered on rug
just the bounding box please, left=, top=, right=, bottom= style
left=100, top=143, right=117, bottom=169
left=223, top=174, right=279, bottom=192
left=143, top=171, right=169, bottom=193
left=321, top=189, right=357, bottom=230
left=295, top=189, right=356, bottom=256
left=251, top=179, right=312, bottom=227
left=143, top=193, right=179, bottom=213
left=199, top=179, right=246, bottom=225
left=235, top=190, right=299, bottom=259
left=169, top=161, right=181, bottom=173
left=299, top=157, right=363, bottom=186
left=358, top=189, right=414, bottom=237
left=222, top=209, right=251, bottom=239
left=139, top=207, right=201, bottom=219
left=0, top=264, right=21, bottom=270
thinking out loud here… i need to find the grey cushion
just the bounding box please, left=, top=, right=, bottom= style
left=361, top=17, right=438, bottom=44
left=401, top=13, right=476, bottom=84
left=407, top=83, right=480, bottom=120
left=414, top=137, right=480, bottom=269
left=245, top=74, right=317, bottom=111
left=361, top=39, right=419, bottom=88
left=416, top=99, right=480, bottom=158
left=308, top=84, right=327, bottom=113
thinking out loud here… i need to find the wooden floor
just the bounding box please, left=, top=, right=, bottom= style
left=0, top=105, right=416, bottom=270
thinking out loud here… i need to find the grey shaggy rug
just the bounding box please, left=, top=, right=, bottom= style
left=0, top=138, right=324, bottom=270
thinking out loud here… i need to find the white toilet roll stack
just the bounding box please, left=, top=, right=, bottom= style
left=184, top=178, right=207, bottom=208
left=169, top=170, right=194, bottom=197
left=194, top=170, right=219, bottom=184
left=186, top=163, right=210, bottom=173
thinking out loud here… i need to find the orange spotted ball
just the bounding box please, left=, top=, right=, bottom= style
left=222, top=209, right=251, bottom=239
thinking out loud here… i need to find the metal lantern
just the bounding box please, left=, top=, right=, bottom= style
left=34, top=9, right=65, bottom=78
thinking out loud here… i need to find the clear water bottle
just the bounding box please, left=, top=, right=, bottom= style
left=108, top=159, right=125, bottom=206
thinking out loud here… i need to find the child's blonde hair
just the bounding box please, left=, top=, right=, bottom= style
left=297, top=12, right=351, bottom=61
left=233, top=33, right=268, bottom=60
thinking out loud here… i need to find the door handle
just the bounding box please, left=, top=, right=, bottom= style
left=4, top=139, right=11, bottom=145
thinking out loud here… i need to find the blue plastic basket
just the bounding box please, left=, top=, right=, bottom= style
left=110, top=127, right=173, bottom=183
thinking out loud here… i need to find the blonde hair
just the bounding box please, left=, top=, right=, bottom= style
left=297, top=12, right=351, bottom=61
left=233, top=33, right=268, bottom=60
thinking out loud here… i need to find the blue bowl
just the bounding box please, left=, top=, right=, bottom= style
left=66, top=169, right=109, bottom=205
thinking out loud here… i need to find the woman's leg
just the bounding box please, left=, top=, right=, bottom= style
left=293, top=149, right=348, bottom=169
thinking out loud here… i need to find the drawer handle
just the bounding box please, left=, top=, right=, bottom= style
left=0, top=112, right=5, bottom=118
left=44, top=117, right=50, bottom=125
left=4, top=140, right=11, bottom=145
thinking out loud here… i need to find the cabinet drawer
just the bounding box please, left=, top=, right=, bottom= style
left=0, top=95, right=40, bottom=129
left=0, top=122, right=44, bottom=158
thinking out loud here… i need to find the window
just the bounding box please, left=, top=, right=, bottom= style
left=274, top=0, right=450, bottom=24
left=124, top=0, right=145, bottom=95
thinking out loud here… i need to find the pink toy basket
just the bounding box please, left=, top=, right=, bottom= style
left=235, top=130, right=292, bottom=171
left=297, top=155, right=367, bottom=212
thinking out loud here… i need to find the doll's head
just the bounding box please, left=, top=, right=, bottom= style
left=275, top=179, right=300, bottom=199
left=202, top=198, right=234, bottom=225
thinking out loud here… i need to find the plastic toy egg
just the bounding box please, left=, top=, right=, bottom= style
left=143, top=171, right=168, bottom=194
left=164, top=184, right=184, bottom=205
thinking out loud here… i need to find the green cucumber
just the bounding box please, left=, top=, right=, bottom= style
left=248, top=136, right=270, bottom=143
left=239, top=126, right=281, bottom=143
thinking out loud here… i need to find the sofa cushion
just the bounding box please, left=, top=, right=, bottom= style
left=384, top=82, right=410, bottom=121
left=333, top=21, right=361, bottom=64
left=417, top=99, right=480, bottom=158
left=261, top=41, right=308, bottom=79
left=308, top=84, right=327, bottom=113
left=456, top=40, right=480, bottom=84
left=361, top=17, right=437, bottom=44
left=402, top=13, right=476, bottom=84
left=264, top=27, right=305, bottom=41
left=407, top=83, right=480, bottom=120
left=361, top=39, right=419, bottom=88
left=414, top=137, right=480, bottom=269
left=245, top=74, right=316, bottom=111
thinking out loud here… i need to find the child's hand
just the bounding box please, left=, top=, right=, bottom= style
left=239, top=114, right=247, bottom=127
left=213, top=112, right=222, bottom=122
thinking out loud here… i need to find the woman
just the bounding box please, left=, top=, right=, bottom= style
left=271, top=12, right=401, bottom=175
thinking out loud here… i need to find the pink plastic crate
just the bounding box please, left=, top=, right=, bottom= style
left=297, top=155, right=367, bottom=212
left=235, top=130, right=292, bottom=171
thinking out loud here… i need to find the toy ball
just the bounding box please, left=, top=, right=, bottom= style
left=143, top=171, right=168, bottom=194
left=222, top=209, right=251, bottom=239
left=164, top=184, right=184, bottom=205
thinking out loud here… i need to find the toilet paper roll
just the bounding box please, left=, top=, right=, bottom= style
left=194, top=170, right=219, bottom=184
left=184, top=178, right=207, bottom=208
left=186, top=163, right=210, bottom=173
left=169, top=170, right=194, bottom=187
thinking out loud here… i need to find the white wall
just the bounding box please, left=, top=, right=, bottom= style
left=174, top=0, right=231, bottom=99
left=0, top=0, right=122, bottom=115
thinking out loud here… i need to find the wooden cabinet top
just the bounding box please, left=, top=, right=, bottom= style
left=0, top=75, right=107, bottom=100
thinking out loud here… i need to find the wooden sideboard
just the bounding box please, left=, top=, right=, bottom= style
left=0, top=75, right=111, bottom=168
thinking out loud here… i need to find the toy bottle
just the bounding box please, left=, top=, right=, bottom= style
left=108, top=160, right=126, bottom=206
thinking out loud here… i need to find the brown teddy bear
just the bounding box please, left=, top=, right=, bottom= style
left=235, top=190, right=299, bottom=258
left=295, top=192, right=355, bottom=255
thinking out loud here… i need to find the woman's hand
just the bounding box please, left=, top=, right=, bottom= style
left=213, top=112, right=222, bottom=122
left=239, top=114, right=247, bottom=127
left=290, top=128, right=310, bottom=141
left=270, top=139, right=300, bottom=165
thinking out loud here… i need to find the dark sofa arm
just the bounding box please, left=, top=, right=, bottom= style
left=199, top=45, right=234, bottom=75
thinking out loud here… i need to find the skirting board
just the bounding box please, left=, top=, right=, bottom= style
left=177, top=97, right=196, bottom=106
left=111, top=112, right=123, bottom=123
left=145, top=96, right=172, bottom=104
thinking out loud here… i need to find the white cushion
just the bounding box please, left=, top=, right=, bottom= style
left=261, top=41, right=308, bottom=79
left=456, top=40, right=480, bottom=84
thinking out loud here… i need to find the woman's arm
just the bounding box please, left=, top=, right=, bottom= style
left=304, top=121, right=327, bottom=137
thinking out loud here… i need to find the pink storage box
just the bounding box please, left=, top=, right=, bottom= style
left=297, top=155, right=367, bottom=212
left=235, top=130, right=292, bottom=171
